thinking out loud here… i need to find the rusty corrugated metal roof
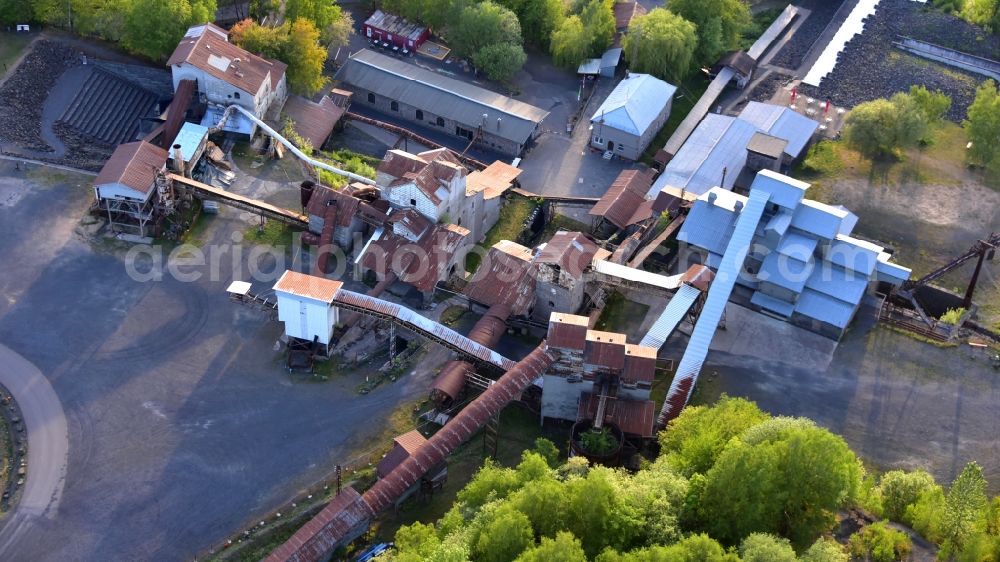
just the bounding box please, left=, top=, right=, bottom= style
left=95, top=141, right=168, bottom=195
left=273, top=271, right=343, bottom=303
left=283, top=95, right=345, bottom=148
left=623, top=344, right=656, bottom=384
left=547, top=313, right=589, bottom=351
left=578, top=392, right=655, bottom=437
left=588, top=170, right=652, bottom=229
left=585, top=330, right=626, bottom=370
left=432, top=303, right=512, bottom=403
left=535, top=231, right=600, bottom=277
left=465, top=242, right=536, bottom=317
left=264, top=486, right=371, bottom=562
left=167, top=23, right=285, bottom=96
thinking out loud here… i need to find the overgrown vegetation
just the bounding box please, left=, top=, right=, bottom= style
left=316, top=148, right=378, bottom=189
left=940, top=307, right=967, bottom=325
left=964, top=79, right=1000, bottom=173
left=578, top=427, right=618, bottom=456
left=230, top=18, right=331, bottom=96
left=383, top=396, right=1000, bottom=561
left=244, top=220, right=297, bottom=248
left=464, top=196, right=537, bottom=273
left=621, top=8, right=697, bottom=82
left=844, top=86, right=952, bottom=159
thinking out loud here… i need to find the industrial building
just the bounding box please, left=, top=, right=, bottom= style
left=649, top=102, right=819, bottom=198
left=336, top=49, right=549, bottom=156
left=167, top=23, right=288, bottom=135
left=273, top=271, right=342, bottom=354
left=362, top=10, right=430, bottom=54
left=168, top=121, right=209, bottom=177
left=590, top=73, right=677, bottom=160
left=589, top=169, right=656, bottom=237
left=532, top=232, right=610, bottom=322
left=677, top=169, right=911, bottom=339
left=92, top=140, right=169, bottom=238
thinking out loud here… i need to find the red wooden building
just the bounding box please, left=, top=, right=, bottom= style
left=363, top=10, right=430, bottom=53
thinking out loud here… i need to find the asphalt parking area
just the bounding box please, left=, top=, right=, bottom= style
left=0, top=161, right=433, bottom=561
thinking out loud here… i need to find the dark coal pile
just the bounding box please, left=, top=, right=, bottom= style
left=751, top=72, right=794, bottom=102
left=770, top=0, right=849, bottom=70
left=52, top=123, right=114, bottom=172
left=0, top=41, right=78, bottom=152
left=797, top=0, right=998, bottom=121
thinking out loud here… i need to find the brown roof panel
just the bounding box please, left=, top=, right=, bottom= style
left=283, top=95, right=346, bottom=148
left=94, top=141, right=168, bottom=195
left=535, top=231, right=600, bottom=277
left=465, top=241, right=537, bottom=316
left=623, top=344, right=657, bottom=384
left=589, top=169, right=652, bottom=229
left=614, top=1, right=646, bottom=30
left=547, top=313, right=589, bottom=351
left=585, top=330, right=626, bottom=370
left=578, top=393, right=655, bottom=437
left=680, top=264, right=714, bottom=292
left=360, top=223, right=468, bottom=292
left=305, top=185, right=362, bottom=228
left=466, top=161, right=522, bottom=199
left=167, top=23, right=285, bottom=95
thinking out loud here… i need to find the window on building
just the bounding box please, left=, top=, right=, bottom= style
left=457, top=217, right=461, bottom=226
left=416, top=109, right=424, bottom=121
left=234, top=92, right=240, bottom=99
left=390, top=101, right=399, bottom=112
left=410, top=198, right=417, bottom=206
left=366, top=27, right=372, bottom=38
left=367, top=92, right=375, bottom=103
left=436, top=117, right=444, bottom=127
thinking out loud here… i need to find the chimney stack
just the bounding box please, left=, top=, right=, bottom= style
left=172, top=144, right=186, bottom=176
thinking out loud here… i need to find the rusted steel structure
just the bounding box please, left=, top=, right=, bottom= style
left=265, top=343, right=555, bottom=562
left=430, top=303, right=511, bottom=404
left=331, top=289, right=516, bottom=371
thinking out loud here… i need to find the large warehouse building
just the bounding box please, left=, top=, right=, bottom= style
left=336, top=49, right=549, bottom=156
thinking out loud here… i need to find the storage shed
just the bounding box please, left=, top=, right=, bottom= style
left=363, top=10, right=429, bottom=53
left=273, top=271, right=342, bottom=349
left=590, top=73, right=676, bottom=160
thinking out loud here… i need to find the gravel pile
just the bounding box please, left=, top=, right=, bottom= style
left=797, top=0, right=997, bottom=121
left=751, top=72, right=794, bottom=103
left=0, top=41, right=78, bottom=152
left=52, top=123, right=114, bottom=172
left=769, top=0, right=849, bottom=71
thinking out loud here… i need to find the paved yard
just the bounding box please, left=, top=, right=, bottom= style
left=0, top=161, right=437, bottom=561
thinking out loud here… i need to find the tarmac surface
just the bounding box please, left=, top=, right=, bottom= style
left=0, top=161, right=437, bottom=561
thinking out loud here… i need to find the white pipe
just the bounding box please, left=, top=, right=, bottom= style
left=211, top=104, right=377, bottom=185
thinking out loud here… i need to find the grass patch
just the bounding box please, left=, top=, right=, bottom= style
left=640, top=75, right=711, bottom=166
left=465, top=196, right=538, bottom=273
left=594, top=291, right=650, bottom=334
left=541, top=213, right=591, bottom=241
left=244, top=220, right=298, bottom=248
left=0, top=33, right=32, bottom=80
left=439, top=305, right=471, bottom=327
left=316, top=148, right=379, bottom=189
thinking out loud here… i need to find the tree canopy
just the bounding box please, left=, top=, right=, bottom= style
left=122, top=0, right=216, bottom=61
left=666, top=0, right=751, bottom=65
left=230, top=18, right=328, bottom=96
left=550, top=15, right=590, bottom=69
left=844, top=94, right=927, bottom=159
left=964, top=79, right=1000, bottom=172
left=622, top=8, right=698, bottom=82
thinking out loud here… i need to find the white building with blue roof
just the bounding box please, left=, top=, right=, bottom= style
left=590, top=73, right=677, bottom=160
left=677, top=169, right=911, bottom=339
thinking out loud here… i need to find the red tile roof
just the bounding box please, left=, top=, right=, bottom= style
left=535, top=231, right=600, bottom=277
left=94, top=141, right=168, bottom=195
left=167, top=23, right=285, bottom=95
left=273, top=271, right=343, bottom=303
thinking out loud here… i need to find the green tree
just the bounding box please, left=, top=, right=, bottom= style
left=596, top=533, right=739, bottom=562
left=550, top=15, right=590, bottom=69
left=848, top=521, right=912, bottom=562
left=909, top=85, right=952, bottom=123
left=230, top=18, right=285, bottom=58
left=70, top=0, right=132, bottom=40
left=285, top=0, right=352, bottom=45
left=667, top=0, right=751, bottom=64
left=122, top=0, right=216, bottom=61
left=619, top=458, right=688, bottom=546
left=905, top=485, right=946, bottom=543
left=942, top=462, right=990, bottom=555
left=579, top=0, right=615, bottom=54
left=739, top=533, right=798, bottom=562
left=472, top=41, right=527, bottom=82
left=450, top=1, right=522, bottom=59
left=802, top=537, right=849, bottom=562
left=282, top=19, right=327, bottom=95
left=511, top=478, right=568, bottom=538
left=622, top=8, right=698, bottom=82
left=533, top=438, right=560, bottom=468
left=699, top=418, right=861, bottom=548
left=962, top=0, right=1000, bottom=32
left=516, top=0, right=566, bottom=50
left=457, top=459, right=521, bottom=509
left=514, top=531, right=587, bottom=562
left=563, top=467, right=643, bottom=557
left=844, top=94, right=926, bottom=159
left=659, top=395, right=769, bottom=477
left=877, top=470, right=937, bottom=522
left=964, top=79, right=1000, bottom=171
left=0, top=0, right=34, bottom=25
left=472, top=504, right=534, bottom=562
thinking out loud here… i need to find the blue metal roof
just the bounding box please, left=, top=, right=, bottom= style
left=805, top=263, right=868, bottom=305
left=765, top=210, right=792, bottom=235
left=751, top=290, right=795, bottom=317
left=750, top=169, right=809, bottom=209
left=592, top=73, right=676, bottom=136
left=172, top=122, right=209, bottom=162
left=776, top=232, right=818, bottom=260
left=876, top=258, right=911, bottom=285
left=677, top=188, right=745, bottom=255
left=826, top=235, right=881, bottom=275
left=790, top=199, right=850, bottom=240
left=759, top=251, right=813, bottom=293
left=650, top=114, right=759, bottom=197
left=640, top=284, right=701, bottom=350
left=738, top=101, right=820, bottom=158
left=794, top=288, right=856, bottom=329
